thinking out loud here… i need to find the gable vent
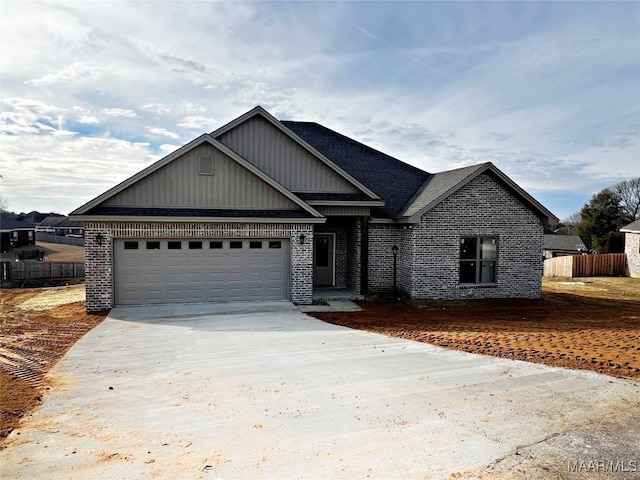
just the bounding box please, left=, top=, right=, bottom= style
left=199, top=155, right=214, bottom=175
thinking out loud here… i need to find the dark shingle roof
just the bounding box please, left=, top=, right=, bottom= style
left=402, top=164, right=486, bottom=218
left=543, top=234, right=591, bottom=253
left=282, top=121, right=430, bottom=218
left=0, top=213, right=34, bottom=231
left=39, top=215, right=84, bottom=228
left=85, top=207, right=313, bottom=219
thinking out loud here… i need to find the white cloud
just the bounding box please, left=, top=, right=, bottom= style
left=101, top=108, right=139, bottom=118
left=141, top=103, right=171, bottom=115
left=77, top=115, right=99, bottom=124
left=0, top=133, right=152, bottom=214
left=25, top=62, right=102, bottom=85
left=147, top=127, right=179, bottom=139
left=159, top=144, right=180, bottom=155
left=177, top=116, right=216, bottom=130
left=0, top=0, right=637, bottom=218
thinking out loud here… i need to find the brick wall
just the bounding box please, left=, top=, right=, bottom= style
left=346, top=219, right=362, bottom=293
left=368, top=224, right=412, bottom=294
left=625, top=232, right=640, bottom=278
left=367, top=172, right=544, bottom=299
left=84, top=222, right=314, bottom=311
left=410, top=172, right=544, bottom=299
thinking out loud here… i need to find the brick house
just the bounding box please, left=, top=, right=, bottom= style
left=543, top=233, right=592, bottom=259
left=621, top=220, right=640, bottom=278
left=71, top=106, right=557, bottom=311
left=0, top=213, right=36, bottom=253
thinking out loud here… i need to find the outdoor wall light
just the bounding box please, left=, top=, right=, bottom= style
left=299, top=233, right=306, bottom=245
left=95, top=233, right=105, bottom=246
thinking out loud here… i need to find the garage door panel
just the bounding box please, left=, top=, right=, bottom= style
left=114, top=238, right=290, bottom=305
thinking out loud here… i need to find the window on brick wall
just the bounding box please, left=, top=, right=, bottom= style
left=460, top=236, right=497, bottom=283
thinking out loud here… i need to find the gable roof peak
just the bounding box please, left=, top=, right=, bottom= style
left=402, top=161, right=558, bottom=224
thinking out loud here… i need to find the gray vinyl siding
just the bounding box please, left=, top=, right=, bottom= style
left=104, top=144, right=299, bottom=210
left=217, top=116, right=360, bottom=194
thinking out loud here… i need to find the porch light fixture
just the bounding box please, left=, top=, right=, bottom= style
left=95, top=233, right=105, bottom=246
left=299, top=233, right=306, bottom=245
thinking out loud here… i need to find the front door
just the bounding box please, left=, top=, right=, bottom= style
left=313, top=234, right=334, bottom=286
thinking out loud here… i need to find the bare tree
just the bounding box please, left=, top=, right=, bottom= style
left=562, top=211, right=582, bottom=226
left=611, top=177, right=640, bottom=222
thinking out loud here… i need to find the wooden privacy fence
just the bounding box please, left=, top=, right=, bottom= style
left=544, top=253, right=627, bottom=278
left=1, top=261, right=85, bottom=281
left=36, top=232, right=85, bottom=246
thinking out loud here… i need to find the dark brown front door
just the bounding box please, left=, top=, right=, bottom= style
left=313, top=234, right=334, bottom=286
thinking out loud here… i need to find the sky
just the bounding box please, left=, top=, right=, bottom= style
left=1, top=1, right=639, bottom=221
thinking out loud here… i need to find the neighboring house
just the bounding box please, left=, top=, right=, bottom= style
left=37, top=215, right=85, bottom=236
left=17, top=211, right=57, bottom=225
left=620, top=219, right=640, bottom=278
left=0, top=213, right=36, bottom=252
left=71, top=106, right=557, bottom=311
left=543, top=234, right=592, bottom=259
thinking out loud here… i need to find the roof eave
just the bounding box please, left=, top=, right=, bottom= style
left=71, top=215, right=327, bottom=224
left=212, top=106, right=382, bottom=201
left=405, top=163, right=559, bottom=224
left=306, top=200, right=385, bottom=207
left=71, top=133, right=324, bottom=220
left=70, top=134, right=212, bottom=215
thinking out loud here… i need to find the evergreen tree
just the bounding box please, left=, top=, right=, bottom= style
left=576, top=189, right=626, bottom=253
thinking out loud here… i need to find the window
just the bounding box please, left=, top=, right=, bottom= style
left=210, top=241, right=223, bottom=249
left=249, top=241, right=262, bottom=249
left=189, top=241, right=203, bottom=249
left=28, top=231, right=33, bottom=241
left=268, top=241, right=282, bottom=249
left=230, top=241, right=243, bottom=249
left=198, top=154, right=214, bottom=175
left=124, top=241, right=139, bottom=250
left=12, top=231, right=18, bottom=240
left=146, top=241, right=160, bottom=250
left=168, top=241, right=182, bottom=250
left=460, top=236, right=497, bottom=284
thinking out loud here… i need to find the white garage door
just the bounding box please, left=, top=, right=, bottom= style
left=114, top=238, right=290, bottom=305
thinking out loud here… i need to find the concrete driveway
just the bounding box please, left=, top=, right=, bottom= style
left=2, top=302, right=639, bottom=479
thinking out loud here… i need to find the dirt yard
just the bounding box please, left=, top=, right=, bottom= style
left=0, top=285, right=106, bottom=439
left=0, top=241, right=85, bottom=263
left=312, top=277, right=640, bottom=381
